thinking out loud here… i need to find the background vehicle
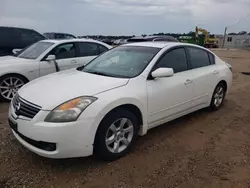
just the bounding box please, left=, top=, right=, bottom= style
left=127, top=35, right=179, bottom=43
left=8, top=42, right=232, bottom=161
left=0, top=26, right=47, bottom=56
left=43, top=32, right=76, bottom=39
left=0, top=39, right=111, bottom=101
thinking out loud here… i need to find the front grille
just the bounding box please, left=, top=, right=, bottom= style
left=12, top=94, right=42, bottom=119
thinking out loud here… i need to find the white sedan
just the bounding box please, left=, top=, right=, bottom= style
left=8, top=42, right=232, bottom=161
left=0, top=39, right=112, bottom=101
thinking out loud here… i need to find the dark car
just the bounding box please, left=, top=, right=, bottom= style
left=43, top=32, right=76, bottom=40
left=0, top=26, right=47, bottom=56
left=127, top=35, right=179, bottom=43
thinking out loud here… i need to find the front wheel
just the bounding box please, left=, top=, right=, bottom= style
left=94, top=109, right=139, bottom=161
left=210, top=83, right=226, bottom=110
left=0, top=75, right=27, bottom=101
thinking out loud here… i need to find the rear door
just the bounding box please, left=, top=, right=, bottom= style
left=76, top=42, right=109, bottom=66
left=186, top=47, right=220, bottom=107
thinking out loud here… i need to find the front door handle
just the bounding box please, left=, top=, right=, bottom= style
left=71, top=60, right=77, bottom=64
left=184, top=79, right=193, bottom=85
left=213, top=70, right=219, bottom=75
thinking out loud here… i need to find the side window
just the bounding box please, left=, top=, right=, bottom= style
left=78, top=42, right=99, bottom=57
left=156, top=48, right=188, bottom=73
left=55, top=34, right=65, bottom=39
left=187, top=47, right=210, bottom=69
left=208, top=53, right=215, bottom=65
left=51, top=43, right=76, bottom=60
left=20, top=29, right=35, bottom=44
left=20, top=29, right=44, bottom=45
left=98, top=45, right=108, bottom=54
left=64, top=34, right=75, bottom=39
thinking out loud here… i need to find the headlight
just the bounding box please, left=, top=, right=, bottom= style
left=45, top=96, right=97, bottom=123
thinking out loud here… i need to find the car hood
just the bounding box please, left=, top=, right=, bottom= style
left=18, top=69, right=129, bottom=110
left=0, top=56, right=34, bottom=66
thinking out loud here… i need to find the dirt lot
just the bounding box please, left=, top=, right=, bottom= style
left=1, top=49, right=250, bottom=188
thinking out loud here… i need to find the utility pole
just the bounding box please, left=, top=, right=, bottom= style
left=222, top=27, right=227, bottom=48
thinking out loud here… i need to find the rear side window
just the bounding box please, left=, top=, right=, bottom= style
left=78, top=42, right=99, bottom=57
left=187, top=47, right=210, bottom=69
left=155, top=48, right=188, bottom=73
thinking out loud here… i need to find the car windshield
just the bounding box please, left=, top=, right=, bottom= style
left=18, top=41, right=54, bottom=59
left=81, top=46, right=160, bottom=78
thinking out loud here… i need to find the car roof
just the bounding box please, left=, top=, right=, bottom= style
left=123, top=41, right=211, bottom=51
left=43, top=32, right=73, bottom=35
left=123, top=42, right=180, bottom=48
left=40, top=38, right=107, bottom=44
left=0, top=26, right=34, bottom=30
left=130, top=35, right=175, bottom=40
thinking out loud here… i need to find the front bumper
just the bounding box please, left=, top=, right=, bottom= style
left=8, top=103, right=98, bottom=159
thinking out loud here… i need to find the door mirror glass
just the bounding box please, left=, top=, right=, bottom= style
left=46, top=55, right=56, bottom=61
left=151, top=68, right=174, bottom=78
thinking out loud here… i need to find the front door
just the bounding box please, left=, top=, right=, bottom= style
left=39, top=42, right=79, bottom=77
left=147, top=47, right=194, bottom=127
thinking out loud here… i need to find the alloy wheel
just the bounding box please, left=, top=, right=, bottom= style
left=213, top=86, right=224, bottom=107
left=0, top=77, right=24, bottom=100
left=105, top=118, right=134, bottom=153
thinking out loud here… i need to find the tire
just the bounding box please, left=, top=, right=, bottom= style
left=209, top=83, right=226, bottom=110
left=94, top=108, right=139, bottom=161
left=0, top=74, right=27, bottom=102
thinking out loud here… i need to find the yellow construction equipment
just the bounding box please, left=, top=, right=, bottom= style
left=195, top=26, right=219, bottom=48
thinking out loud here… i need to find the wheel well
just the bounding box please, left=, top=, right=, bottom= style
left=105, top=104, right=143, bottom=126
left=218, top=80, right=227, bottom=92
left=0, top=73, right=29, bottom=83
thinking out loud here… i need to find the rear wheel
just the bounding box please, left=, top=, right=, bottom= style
left=0, top=75, right=27, bottom=101
left=94, top=108, right=139, bottom=161
left=210, top=83, right=226, bottom=110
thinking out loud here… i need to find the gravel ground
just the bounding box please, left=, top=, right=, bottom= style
left=1, top=49, right=250, bottom=188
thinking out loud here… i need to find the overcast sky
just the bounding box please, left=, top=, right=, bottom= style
left=1, top=0, right=250, bottom=36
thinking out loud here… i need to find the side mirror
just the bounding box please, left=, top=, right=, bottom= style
left=46, top=55, right=56, bottom=61
left=151, top=68, right=174, bottom=78
left=12, top=49, right=21, bottom=55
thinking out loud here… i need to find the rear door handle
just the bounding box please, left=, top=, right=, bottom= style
left=71, top=60, right=77, bottom=64
left=213, top=70, right=219, bottom=75
left=184, top=79, right=193, bottom=85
